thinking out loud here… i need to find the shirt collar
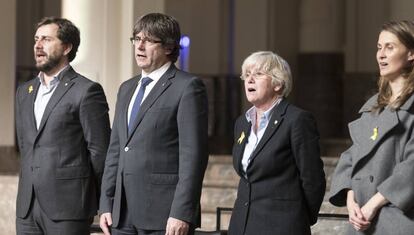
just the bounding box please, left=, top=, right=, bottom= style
left=141, top=62, right=172, bottom=84
left=37, top=65, right=70, bottom=86
left=245, top=97, right=283, bottom=123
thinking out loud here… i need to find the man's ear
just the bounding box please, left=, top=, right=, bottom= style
left=63, top=43, right=73, bottom=57
left=164, top=45, right=173, bottom=56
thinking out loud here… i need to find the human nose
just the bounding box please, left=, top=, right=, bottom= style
left=34, top=38, right=44, bottom=49
left=136, top=39, right=146, bottom=50
left=245, top=74, right=255, bottom=83
left=377, top=48, right=386, bottom=59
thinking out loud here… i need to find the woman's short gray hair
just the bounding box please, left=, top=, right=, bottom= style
left=241, top=51, right=293, bottom=97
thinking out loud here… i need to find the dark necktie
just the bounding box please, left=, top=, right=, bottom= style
left=128, top=77, right=153, bottom=132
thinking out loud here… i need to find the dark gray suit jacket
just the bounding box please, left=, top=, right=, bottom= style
left=99, top=64, right=208, bottom=230
left=15, top=66, right=111, bottom=220
left=228, top=99, right=326, bottom=235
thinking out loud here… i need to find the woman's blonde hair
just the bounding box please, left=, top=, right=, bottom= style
left=374, top=20, right=414, bottom=111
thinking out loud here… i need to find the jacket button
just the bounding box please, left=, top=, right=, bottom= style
left=124, top=147, right=129, bottom=152
left=369, top=175, right=374, bottom=182
left=244, top=202, right=249, bottom=206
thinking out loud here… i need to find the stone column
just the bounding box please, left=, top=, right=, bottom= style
left=0, top=0, right=16, bottom=152
left=296, top=0, right=345, bottom=138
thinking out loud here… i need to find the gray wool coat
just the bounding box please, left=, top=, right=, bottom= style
left=329, top=93, right=414, bottom=235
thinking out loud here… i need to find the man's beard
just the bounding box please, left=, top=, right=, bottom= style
left=35, top=54, right=61, bottom=73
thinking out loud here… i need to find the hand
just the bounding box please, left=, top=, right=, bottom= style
left=346, top=190, right=370, bottom=231
left=361, top=202, right=378, bottom=222
left=361, top=192, right=388, bottom=222
left=100, top=212, right=113, bottom=235
left=165, top=217, right=189, bottom=235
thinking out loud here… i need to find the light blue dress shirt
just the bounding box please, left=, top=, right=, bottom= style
left=241, top=98, right=282, bottom=175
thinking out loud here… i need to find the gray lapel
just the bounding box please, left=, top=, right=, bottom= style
left=35, top=68, right=76, bottom=141
left=247, top=99, right=287, bottom=171
left=28, top=79, right=41, bottom=132
left=19, top=79, right=41, bottom=141
left=126, top=65, right=176, bottom=141
left=350, top=107, right=399, bottom=167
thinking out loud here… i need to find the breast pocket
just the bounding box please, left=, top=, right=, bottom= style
left=146, top=107, right=176, bottom=130
left=49, top=104, right=79, bottom=128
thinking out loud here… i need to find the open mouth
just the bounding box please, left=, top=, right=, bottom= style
left=36, top=52, right=47, bottom=59
left=247, top=88, right=256, bottom=92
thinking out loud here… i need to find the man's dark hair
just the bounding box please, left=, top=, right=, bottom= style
left=36, top=17, right=80, bottom=62
left=133, top=13, right=181, bottom=62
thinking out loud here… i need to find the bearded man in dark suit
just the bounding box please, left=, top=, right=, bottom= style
left=15, top=17, right=111, bottom=235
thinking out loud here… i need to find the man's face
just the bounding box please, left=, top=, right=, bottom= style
left=133, top=31, right=171, bottom=73
left=34, top=23, right=68, bottom=73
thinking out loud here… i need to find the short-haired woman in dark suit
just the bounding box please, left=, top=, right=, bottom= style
left=228, top=51, right=326, bottom=235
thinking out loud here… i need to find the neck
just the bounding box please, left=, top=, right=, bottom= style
left=255, top=96, right=280, bottom=114
left=43, top=61, right=68, bottom=86
left=389, top=76, right=405, bottom=102
left=253, top=96, right=280, bottom=133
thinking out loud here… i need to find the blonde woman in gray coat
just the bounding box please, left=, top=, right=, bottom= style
left=329, top=20, right=414, bottom=235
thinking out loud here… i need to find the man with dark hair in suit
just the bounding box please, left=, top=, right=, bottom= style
left=99, top=13, right=209, bottom=235
left=15, top=17, right=111, bottom=235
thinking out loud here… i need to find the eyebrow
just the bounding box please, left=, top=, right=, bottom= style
left=378, top=42, right=397, bottom=47
left=34, top=35, right=53, bottom=39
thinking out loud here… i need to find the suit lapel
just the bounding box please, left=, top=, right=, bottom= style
left=35, top=68, right=76, bottom=139
left=350, top=107, right=398, bottom=167
left=126, top=65, right=176, bottom=140
left=122, top=77, right=140, bottom=139
left=28, top=79, right=41, bottom=132
left=247, top=99, right=287, bottom=169
left=18, top=79, right=41, bottom=142
left=233, top=118, right=251, bottom=176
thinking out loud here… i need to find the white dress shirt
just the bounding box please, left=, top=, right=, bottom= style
left=127, top=62, right=172, bottom=125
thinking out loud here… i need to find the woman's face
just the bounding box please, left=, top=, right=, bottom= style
left=376, top=30, right=414, bottom=81
left=243, top=66, right=282, bottom=110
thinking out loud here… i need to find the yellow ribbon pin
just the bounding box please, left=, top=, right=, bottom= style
left=28, top=85, right=33, bottom=94
left=370, top=127, right=378, bottom=141
left=238, top=131, right=245, bottom=144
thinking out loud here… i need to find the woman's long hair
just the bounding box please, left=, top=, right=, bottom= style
left=374, top=20, right=414, bottom=111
